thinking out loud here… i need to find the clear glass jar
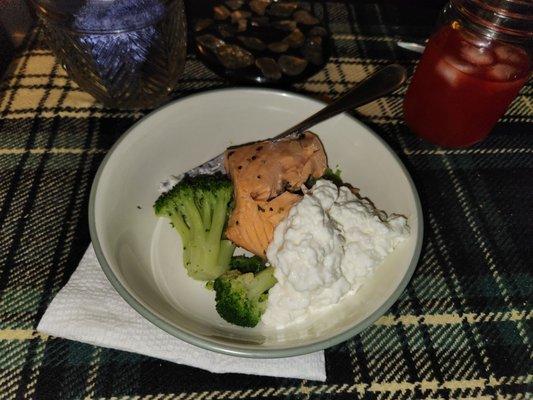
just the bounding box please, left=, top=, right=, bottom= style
left=32, top=0, right=187, bottom=109
left=403, top=0, right=532, bottom=147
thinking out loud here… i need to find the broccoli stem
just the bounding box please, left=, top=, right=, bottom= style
left=196, top=194, right=233, bottom=276
left=169, top=213, right=190, bottom=243
left=182, top=197, right=205, bottom=239
left=208, top=195, right=230, bottom=245
left=218, top=240, right=236, bottom=268
left=182, top=244, right=192, bottom=271
left=181, top=197, right=209, bottom=274
left=200, top=203, right=213, bottom=231
left=189, top=240, right=233, bottom=281
left=248, top=267, right=277, bottom=299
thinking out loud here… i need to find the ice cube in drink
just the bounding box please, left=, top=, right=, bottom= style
left=459, top=42, right=494, bottom=66
left=494, top=44, right=528, bottom=66
left=436, top=58, right=465, bottom=86
left=487, top=63, right=522, bottom=82
left=446, top=53, right=478, bottom=75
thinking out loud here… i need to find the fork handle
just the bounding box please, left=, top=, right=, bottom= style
left=272, top=64, right=407, bottom=140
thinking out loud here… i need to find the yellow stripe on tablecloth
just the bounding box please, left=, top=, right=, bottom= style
left=404, top=148, right=533, bottom=156
left=0, top=329, right=48, bottom=341
left=0, top=148, right=107, bottom=155
left=86, top=375, right=532, bottom=399
left=375, top=309, right=531, bottom=326
left=331, top=34, right=397, bottom=41
left=1, top=147, right=532, bottom=157
left=0, top=310, right=529, bottom=342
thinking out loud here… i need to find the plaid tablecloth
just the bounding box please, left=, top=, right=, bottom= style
left=1, top=1, right=531, bottom=398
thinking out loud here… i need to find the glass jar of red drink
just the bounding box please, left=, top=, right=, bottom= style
left=403, top=0, right=532, bottom=148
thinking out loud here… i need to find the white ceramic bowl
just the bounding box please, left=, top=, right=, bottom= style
left=89, top=88, right=423, bottom=358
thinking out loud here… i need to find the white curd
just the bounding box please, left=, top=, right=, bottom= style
left=262, top=179, right=409, bottom=328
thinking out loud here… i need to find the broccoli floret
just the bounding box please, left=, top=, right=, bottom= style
left=214, top=267, right=277, bottom=327
left=154, top=173, right=236, bottom=281
left=229, top=255, right=267, bottom=274
left=323, top=167, right=343, bottom=186
left=306, top=167, right=343, bottom=188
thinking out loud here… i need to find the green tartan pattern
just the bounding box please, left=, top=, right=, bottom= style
left=0, top=1, right=532, bottom=399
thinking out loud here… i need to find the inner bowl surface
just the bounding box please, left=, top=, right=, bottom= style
left=89, top=88, right=423, bottom=358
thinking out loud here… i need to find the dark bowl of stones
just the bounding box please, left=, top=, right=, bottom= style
left=193, top=0, right=331, bottom=85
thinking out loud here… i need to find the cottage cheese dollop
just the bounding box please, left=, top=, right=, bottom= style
left=262, top=179, right=409, bottom=328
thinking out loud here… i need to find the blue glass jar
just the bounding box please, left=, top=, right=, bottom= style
left=32, top=0, right=187, bottom=109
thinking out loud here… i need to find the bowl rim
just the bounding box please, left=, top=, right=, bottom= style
left=89, top=87, right=424, bottom=358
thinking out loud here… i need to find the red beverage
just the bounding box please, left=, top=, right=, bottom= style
left=404, top=9, right=531, bottom=147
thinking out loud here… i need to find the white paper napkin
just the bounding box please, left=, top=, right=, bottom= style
left=37, top=245, right=326, bottom=381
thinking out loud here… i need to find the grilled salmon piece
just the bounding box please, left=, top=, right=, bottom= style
left=225, top=132, right=327, bottom=257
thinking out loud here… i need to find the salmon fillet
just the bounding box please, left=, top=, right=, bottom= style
left=224, top=132, right=327, bottom=257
